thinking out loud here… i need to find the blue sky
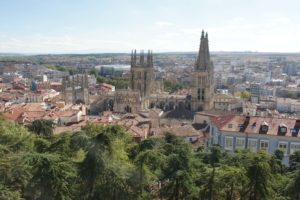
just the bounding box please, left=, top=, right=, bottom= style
left=0, top=0, right=300, bottom=53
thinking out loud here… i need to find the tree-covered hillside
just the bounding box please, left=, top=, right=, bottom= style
left=0, top=117, right=300, bottom=200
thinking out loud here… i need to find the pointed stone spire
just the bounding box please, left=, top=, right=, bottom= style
left=76, top=74, right=79, bottom=87
left=195, top=30, right=210, bottom=71
left=84, top=72, right=88, bottom=88
left=147, top=50, right=151, bottom=67
left=151, top=50, right=153, bottom=67
left=131, top=49, right=134, bottom=65
left=201, top=30, right=205, bottom=39
left=81, top=74, right=84, bottom=87
left=71, top=75, right=75, bottom=92
left=140, top=50, right=144, bottom=66
left=134, top=49, right=137, bottom=64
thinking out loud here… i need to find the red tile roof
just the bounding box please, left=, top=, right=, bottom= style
left=220, top=115, right=300, bottom=138
left=210, top=114, right=235, bottom=130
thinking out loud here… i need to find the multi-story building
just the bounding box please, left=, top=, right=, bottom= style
left=210, top=115, right=300, bottom=165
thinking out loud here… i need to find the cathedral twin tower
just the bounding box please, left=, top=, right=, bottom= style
left=130, top=30, right=214, bottom=112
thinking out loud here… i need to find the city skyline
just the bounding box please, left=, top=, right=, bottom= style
left=1, top=0, right=300, bottom=54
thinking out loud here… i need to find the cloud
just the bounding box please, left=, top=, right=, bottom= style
left=0, top=34, right=137, bottom=53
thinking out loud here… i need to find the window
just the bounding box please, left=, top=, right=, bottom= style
left=248, top=139, right=257, bottom=152
left=228, top=124, right=232, bottom=128
left=280, top=127, right=287, bottom=133
left=260, top=140, right=269, bottom=151
left=261, top=125, right=268, bottom=132
left=225, top=136, right=233, bottom=150
left=235, top=137, right=245, bottom=149
left=213, top=133, right=219, bottom=145
left=278, top=142, right=288, bottom=155
left=290, top=143, right=300, bottom=155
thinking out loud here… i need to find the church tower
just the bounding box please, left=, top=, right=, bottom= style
left=191, top=30, right=214, bottom=111
left=130, top=49, right=154, bottom=108
left=62, top=73, right=89, bottom=105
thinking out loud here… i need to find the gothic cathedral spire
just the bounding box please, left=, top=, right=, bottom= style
left=191, top=30, right=214, bottom=111
left=195, top=30, right=210, bottom=71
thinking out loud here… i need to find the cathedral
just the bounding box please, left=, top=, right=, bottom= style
left=130, top=49, right=155, bottom=109
left=191, top=30, right=215, bottom=111
left=62, top=74, right=90, bottom=105
left=74, top=30, right=215, bottom=114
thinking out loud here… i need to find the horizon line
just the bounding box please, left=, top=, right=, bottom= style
left=1, top=50, right=300, bottom=56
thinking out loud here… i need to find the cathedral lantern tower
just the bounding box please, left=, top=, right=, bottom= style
left=130, top=49, right=154, bottom=108
left=191, top=30, right=214, bottom=111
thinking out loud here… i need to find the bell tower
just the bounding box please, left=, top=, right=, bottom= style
left=191, top=30, right=214, bottom=111
left=130, top=49, right=154, bottom=108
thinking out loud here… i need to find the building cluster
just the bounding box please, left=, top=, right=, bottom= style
left=0, top=31, right=300, bottom=165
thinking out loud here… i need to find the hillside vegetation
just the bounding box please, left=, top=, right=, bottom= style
left=0, top=118, right=300, bottom=200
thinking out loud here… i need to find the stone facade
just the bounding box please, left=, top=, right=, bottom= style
left=89, top=30, right=215, bottom=114
left=191, top=30, right=215, bottom=111
left=62, top=74, right=89, bottom=105
left=130, top=50, right=154, bottom=109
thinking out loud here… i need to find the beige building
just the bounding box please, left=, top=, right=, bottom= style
left=214, top=93, right=242, bottom=111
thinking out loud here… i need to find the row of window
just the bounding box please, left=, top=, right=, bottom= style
left=224, top=136, right=300, bottom=155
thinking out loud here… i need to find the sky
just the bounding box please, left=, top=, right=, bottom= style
left=0, top=0, right=300, bottom=54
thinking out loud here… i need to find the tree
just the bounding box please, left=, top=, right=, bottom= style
left=207, top=146, right=222, bottom=200
left=0, top=119, right=34, bottom=152
left=90, top=68, right=99, bottom=78
left=270, top=149, right=285, bottom=174
left=79, top=125, right=136, bottom=200
left=234, top=91, right=251, bottom=99
left=160, top=134, right=198, bottom=200
left=28, top=119, right=55, bottom=137
left=134, top=149, right=165, bottom=197
left=0, top=183, right=23, bottom=200
left=24, top=153, right=77, bottom=200
left=243, top=151, right=273, bottom=200
left=198, top=145, right=223, bottom=200
left=274, top=149, right=284, bottom=161
left=241, top=91, right=251, bottom=99
left=215, top=165, right=247, bottom=200
left=234, top=91, right=242, bottom=98
left=290, top=151, right=300, bottom=171
left=286, top=169, right=300, bottom=200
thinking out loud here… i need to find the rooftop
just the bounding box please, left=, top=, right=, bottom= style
left=219, top=115, right=300, bottom=138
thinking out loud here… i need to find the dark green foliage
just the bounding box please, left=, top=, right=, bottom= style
left=290, top=150, right=300, bottom=171
left=163, top=80, right=190, bottom=93
left=46, top=65, right=67, bottom=72
left=0, top=118, right=299, bottom=200
left=96, top=75, right=129, bottom=89
left=24, top=153, right=77, bottom=200
left=274, top=149, right=285, bottom=161
left=28, top=119, right=55, bottom=137
left=286, top=169, right=300, bottom=200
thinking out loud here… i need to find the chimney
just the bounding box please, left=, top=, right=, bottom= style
left=239, top=115, right=250, bottom=132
